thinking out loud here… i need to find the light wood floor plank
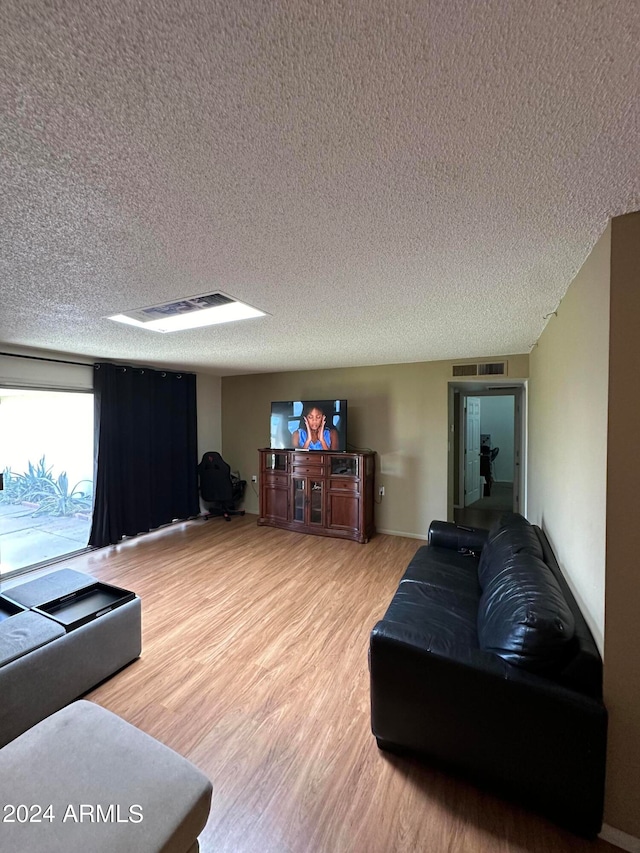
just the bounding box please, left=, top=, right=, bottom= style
left=46, top=515, right=618, bottom=853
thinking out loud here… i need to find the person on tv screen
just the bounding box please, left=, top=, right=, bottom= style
left=292, top=403, right=340, bottom=450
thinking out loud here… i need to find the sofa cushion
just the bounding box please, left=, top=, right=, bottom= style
left=403, top=545, right=481, bottom=599
left=383, top=582, right=479, bottom=650
left=477, top=551, right=575, bottom=671
left=477, top=512, right=544, bottom=589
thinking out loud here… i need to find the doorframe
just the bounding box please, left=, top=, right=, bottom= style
left=449, top=380, right=528, bottom=520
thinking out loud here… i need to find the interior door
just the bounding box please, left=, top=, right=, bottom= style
left=465, top=396, right=481, bottom=505
left=513, top=388, right=523, bottom=514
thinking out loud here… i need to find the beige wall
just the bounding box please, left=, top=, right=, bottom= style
left=603, top=211, right=640, bottom=837
left=221, top=355, right=528, bottom=538
left=528, top=213, right=640, bottom=839
left=196, top=373, right=222, bottom=458
left=528, top=224, right=611, bottom=651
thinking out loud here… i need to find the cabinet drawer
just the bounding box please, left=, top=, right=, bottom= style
left=264, top=472, right=288, bottom=486
left=292, top=453, right=324, bottom=464
left=330, top=478, right=358, bottom=491
left=292, top=461, right=325, bottom=475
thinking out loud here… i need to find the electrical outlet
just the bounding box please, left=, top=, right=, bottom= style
left=251, top=474, right=257, bottom=483
left=379, top=486, right=385, bottom=497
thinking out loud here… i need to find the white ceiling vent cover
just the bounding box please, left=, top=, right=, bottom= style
left=452, top=361, right=507, bottom=377
left=108, top=292, right=266, bottom=333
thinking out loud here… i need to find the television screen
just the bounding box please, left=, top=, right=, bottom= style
left=270, top=400, right=347, bottom=451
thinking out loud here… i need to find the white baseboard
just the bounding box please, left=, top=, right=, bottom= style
left=600, top=824, right=640, bottom=852
left=376, top=528, right=428, bottom=540
left=251, top=519, right=425, bottom=539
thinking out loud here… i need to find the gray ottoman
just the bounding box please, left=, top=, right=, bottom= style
left=0, top=569, right=141, bottom=748
left=0, top=700, right=212, bottom=853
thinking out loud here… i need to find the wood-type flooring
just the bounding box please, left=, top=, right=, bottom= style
left=45, top=515, right=616, bottom=853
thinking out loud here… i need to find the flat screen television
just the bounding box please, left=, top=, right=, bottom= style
left=270, top=400, right=348, bottom=452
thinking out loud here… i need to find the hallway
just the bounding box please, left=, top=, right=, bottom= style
left=454, top=482, right=513, bottom=529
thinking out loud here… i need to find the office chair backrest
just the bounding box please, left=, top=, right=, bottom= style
left=198, top=451, right=233, bottom=503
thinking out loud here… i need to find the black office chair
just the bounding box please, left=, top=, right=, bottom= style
left=480, top=444, right=493, bottom=496
left=490, top=446, right=500, bottom=481
left=198, top=451, right=246, bottom=522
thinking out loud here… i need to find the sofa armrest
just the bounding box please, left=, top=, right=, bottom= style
left=427, top=520, right=489, bottom=553
left=369, top=621, right=607, bottom=837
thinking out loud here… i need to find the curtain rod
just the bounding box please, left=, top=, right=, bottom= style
left=0, top=351, right=93, bottom=368
left=0, top=350, right=195, bottom=375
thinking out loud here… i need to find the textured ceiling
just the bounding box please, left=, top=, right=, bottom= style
left=0, top=1, right=638, bottom=376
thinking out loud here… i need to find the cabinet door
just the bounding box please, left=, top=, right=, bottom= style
left=292, top=477, right=306, bottom=523
left=309, top=479, right=324, bottom=525
left=327, top=454, right=360, bottom=534
left=327, top=489, right=360, bottom=534
left=263, top=483, right=289, bottom=523
left=260, top=451, right=289, bottom=523
left=329, top=455, right=358, bottom=477
left=265, top=452, right=288, bottom=472
left=292, top=477, right=324, bottom=527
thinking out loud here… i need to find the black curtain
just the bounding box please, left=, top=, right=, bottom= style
left=89, top=362, right=199, bottom=548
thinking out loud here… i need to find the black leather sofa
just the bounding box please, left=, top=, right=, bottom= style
left=369, top=512, right=607, bottom=837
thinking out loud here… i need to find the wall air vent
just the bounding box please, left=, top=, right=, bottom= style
left=108, top=291, right=266, bottom=333
left=478, top=361, right=507, bottom=376
left=452, top=361, right=507, bottom=377
left=452, top=363, right=478, bottom=377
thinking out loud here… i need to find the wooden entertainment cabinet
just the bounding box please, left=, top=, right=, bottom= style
left=257, top=449, right=376, bottom=543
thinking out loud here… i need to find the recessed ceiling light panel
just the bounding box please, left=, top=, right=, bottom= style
left=108, top=291, right=266, bottom=333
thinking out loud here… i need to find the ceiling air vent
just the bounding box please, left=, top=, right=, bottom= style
left=108, top=291, right=265, bottom=333
left=452, top=361, right=507, bottom=377
left=119, top=292, right=235, bottom=323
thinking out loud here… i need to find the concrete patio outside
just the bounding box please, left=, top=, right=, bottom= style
left=0, top=503, right=91, bottom=577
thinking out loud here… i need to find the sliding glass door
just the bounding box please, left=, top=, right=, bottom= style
left=0, top=388, right=94, bottom=578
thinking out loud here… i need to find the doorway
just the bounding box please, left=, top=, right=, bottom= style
left=450, top=383, right=526, bottom=528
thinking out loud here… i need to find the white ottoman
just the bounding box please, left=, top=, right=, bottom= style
left=0, top=701, right=212, bottom=853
